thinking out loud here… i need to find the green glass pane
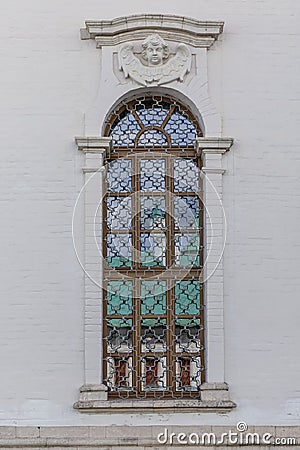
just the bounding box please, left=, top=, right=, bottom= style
left=174, top=233, right=200, bottom=267
left=141, top=281, right=167, bottom=315
left=107, top=318, right=132, bottom=328
left=175, top=318, right=201, bottom=327
left=141, top=318, right=166, bottom=327
left=175, top=281, right=201, bottom=315
left=107, top=281, right=132, bottom=316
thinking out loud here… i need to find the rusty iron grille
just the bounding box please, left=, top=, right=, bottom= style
left=103, top=97, right=205, bottom=398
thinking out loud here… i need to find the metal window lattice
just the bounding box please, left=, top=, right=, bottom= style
left=103, top=97, right=205, bottom=398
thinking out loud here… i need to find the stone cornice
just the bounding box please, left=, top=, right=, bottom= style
left=202, top=167, right=226, bottom=174
left=196, top=137, right=234, bottom=155
left=80, top=14, right=224, bottom=48
left=75, top=137, right=112, bottom=155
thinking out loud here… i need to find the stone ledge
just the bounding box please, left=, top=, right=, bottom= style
left=74, top=382, right=236, bottom=413
left=73, top=399, right=236, bottom=413
left=80, top=14, right=224, bottom=48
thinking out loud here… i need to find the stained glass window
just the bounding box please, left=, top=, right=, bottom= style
left=103, top=97, right=205, bottom=398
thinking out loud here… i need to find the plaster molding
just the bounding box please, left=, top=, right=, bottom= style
left=81, top=15, right=224, bottom=49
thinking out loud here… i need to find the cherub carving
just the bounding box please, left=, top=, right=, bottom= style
left=118, top=34, right=191, bottom=86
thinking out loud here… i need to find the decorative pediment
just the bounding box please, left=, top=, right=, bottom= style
left=81, top=14, right=224, bottom=49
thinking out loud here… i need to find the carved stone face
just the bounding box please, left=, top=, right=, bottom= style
left=142, top=34, right=168, bottom=66
left=145, top=43, right=164, bottom=66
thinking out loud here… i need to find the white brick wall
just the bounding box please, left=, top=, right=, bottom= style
left=0, top=0, right=299, bottom=426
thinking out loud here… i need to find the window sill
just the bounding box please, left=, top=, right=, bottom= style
left=73, top=383, right=236, bottom=413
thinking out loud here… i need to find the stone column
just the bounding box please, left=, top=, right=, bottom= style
left=75, top=137, right=112, bottom=401
left=196, top=137, right=234, bottom=401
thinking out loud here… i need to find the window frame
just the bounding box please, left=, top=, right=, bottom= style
left=73, top=136, right=235, bottom=412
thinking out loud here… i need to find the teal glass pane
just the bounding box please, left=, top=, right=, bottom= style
left=141, top=281, right=167, bottom=315
left=174, top=233, right=201, bottom=267
left=175, top=281, right=201, bottom=316
left=106, top=234, right=132, bottom=268
left=107, top=281, right=132, bottom=316
left=174, top=196, right=199, bottom=229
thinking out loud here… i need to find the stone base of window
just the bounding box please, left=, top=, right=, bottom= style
left=73, top=383, right=236, bottom=412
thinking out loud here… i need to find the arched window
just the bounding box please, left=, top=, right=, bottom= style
left=102, top=96, right=205, bottom=398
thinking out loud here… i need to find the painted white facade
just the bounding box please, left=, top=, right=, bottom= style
left=1, top=0, right=300, bottom=432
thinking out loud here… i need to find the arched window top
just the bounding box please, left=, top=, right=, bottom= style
left=104, top=97, right=202, bottom=149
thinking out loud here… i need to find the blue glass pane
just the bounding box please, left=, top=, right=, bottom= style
left=140, top=159, right=165, bottom=191
left=107, top=159, right=132, bottom=192
left=137, top=130, right=167, bottom=147
left=140, top=233, right=166, bottom=267
left=174, top=233, right=201, bottom=267
left=173, top=158, right=199, bottom=192
left=110, top=113, right=141, bottom=146
left=140, top=196, right=166, bottom=230
left=106, top=197, right=132, bottom=230
left=165, top=112, right=197, bottom=146
left=106, top=234, right=132, bottom=267
left=174, top=196, right=199, bottom=229
left=136, top=107, right=168, bottom=127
